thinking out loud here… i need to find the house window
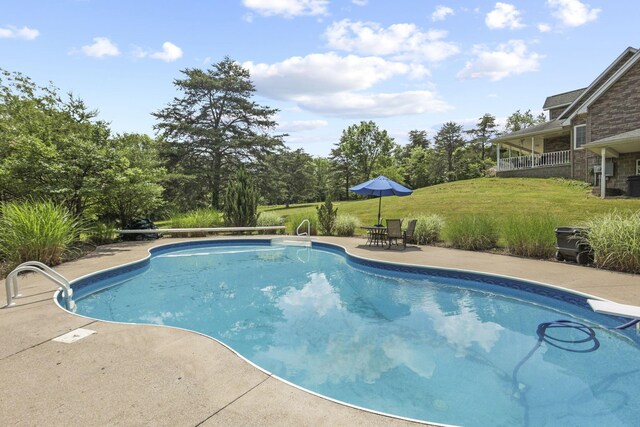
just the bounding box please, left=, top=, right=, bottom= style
left=574, top=125, right=586, bottom=149
left=637, top=159, right=640, bottom=175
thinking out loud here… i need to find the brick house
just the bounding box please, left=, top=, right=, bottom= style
left=492, top=46, right=640, bottom=198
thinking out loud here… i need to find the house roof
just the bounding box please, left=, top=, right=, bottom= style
left=492, top=119, right=565, bottom=143
left=585, top=128, right=640, bottom=156
left=542, top=88, right=585, bottom=110
left=559, top=46, right=638, bottom=122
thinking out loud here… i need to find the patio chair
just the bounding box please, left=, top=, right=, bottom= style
left=386, top=219, right=403, bottom=249
left=387, top=218, right=417, bottom=249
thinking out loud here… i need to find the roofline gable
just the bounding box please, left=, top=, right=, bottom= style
left=558, top=46, right=638, bottom=121
left=561, top=48, right=640, bottom=125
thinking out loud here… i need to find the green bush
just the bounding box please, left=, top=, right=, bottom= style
left=413, top=214, right=445, bottom=244
left=334, top=214, right=361, bottom=237
left=0, top=200, right=81, bottom=266
left=317, top=198, right=338, bottom=235
left=501, top=215, right=558, bottom=258
left=444, top=215, right=498, bottom=251
left=223, top=166, right=260, bottom=227
left=256, top=212, right=285, bottom=234
left=585, top=211, right=640, bottom=273
left=285, top=211, right=318, bottom=236
left=87, top=222, right=119, bottom=245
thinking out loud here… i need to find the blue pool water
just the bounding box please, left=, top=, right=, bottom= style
left=70, top=241, right=640, bottom=427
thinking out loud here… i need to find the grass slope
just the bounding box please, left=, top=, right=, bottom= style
left=263, top=178, right=640, bottom=228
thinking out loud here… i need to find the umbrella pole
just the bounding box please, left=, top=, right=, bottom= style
left=377, top=196, right=382, bottom=226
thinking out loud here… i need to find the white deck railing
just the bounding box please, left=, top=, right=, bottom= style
left=498, top=149, right=570, bottom=171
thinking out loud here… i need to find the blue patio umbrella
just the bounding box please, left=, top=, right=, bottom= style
left=349, top=175, right=413, bottom=226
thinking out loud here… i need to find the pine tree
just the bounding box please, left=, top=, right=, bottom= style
left=316, top=198, right=338, bottom=236
left=223, top=166, right=260, bottom=227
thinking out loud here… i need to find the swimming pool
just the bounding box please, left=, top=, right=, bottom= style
left=65, top=239, right=640, bottom=427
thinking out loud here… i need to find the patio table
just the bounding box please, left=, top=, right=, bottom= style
left=361, top=226, right=388, bottom=246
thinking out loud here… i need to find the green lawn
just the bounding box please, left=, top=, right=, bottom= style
left=262, top=177, right=640, bottom=230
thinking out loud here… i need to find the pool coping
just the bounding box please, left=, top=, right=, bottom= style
left=1, top=235, right=638, bottom=426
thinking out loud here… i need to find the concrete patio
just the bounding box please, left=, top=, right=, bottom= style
left=1, top=236, right=638, bottom=426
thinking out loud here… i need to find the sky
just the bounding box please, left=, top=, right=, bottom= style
left=1, top=0, right=638, bottom=156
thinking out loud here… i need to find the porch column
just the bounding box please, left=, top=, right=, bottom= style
left=600, top=148, right=606, bottom=199
left=496, top=143, right=501, bottom=171
left=531, top=137, right=535, bottom=167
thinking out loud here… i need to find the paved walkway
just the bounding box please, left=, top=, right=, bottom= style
left=1, top=236, right=637, bottom=426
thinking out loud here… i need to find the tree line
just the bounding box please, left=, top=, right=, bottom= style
left=0, top=58, right=546, bottom=225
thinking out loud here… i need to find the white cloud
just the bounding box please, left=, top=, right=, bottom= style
left=485, top=2, right=525, bottom=29
left=296, top=90, right=452, bottom=117
left=242, top=0, right=328, bottom=18
left=325, top=19, right=459, bottom=62
left=432, top=5, right=454, bottom=21
left=0, top=25, right=39, bottom=40
left=457, top=40, right=543, bottom=81
left=277, top=119, right=329, bottom=132
left=537, top=23, right=552, bottom=32
left=352, top=0, right=368, bottom=5
left=245, top=52, right=425, bottom=99
left=149, top=42, right=183, bottom=62
left=81, top=37, right=120, bottom=58
left=134, top=42, right=183, bottom=62
left=547, top=0, right=600, bottom=27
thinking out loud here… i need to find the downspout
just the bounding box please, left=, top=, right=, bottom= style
left=600, top=148, right=606, bottom=199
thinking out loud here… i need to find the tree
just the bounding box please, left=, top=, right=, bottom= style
left=433, top=122, right=465, bottom=181
left=96, top=133, right=166, bottom=225
left=0, top=69, right=121, bottom=217
left=222, top=166, right=259, bottom=227
left=466, top=113, right=498, bottom=162
left=331, top=121, right=395, bottom=198
left=153, top=57, right=284, bottom=209
left=316, top=198, right=338, bottom=236
left=504, top=109, right=546, bottom=133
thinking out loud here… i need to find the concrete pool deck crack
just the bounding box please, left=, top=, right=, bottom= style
left=0, top=319, right=97, bottom=362
left=194, top=375, right=272, bottom=426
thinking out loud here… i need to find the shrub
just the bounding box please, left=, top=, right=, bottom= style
left=0, top=200, right=82, bottom=266
left=413, top=214, right=445, bottom=245
left=256, top=212, right=285, bottom=234
left=444, top=215, right=498, bottom=251
left=170, top=209, right=222, bottom=228
left=334, top=214, right=361, bottom=237
left=223, top=166, right=260, bottom=227
left=285, top=211, right=318, bottom=236
left=170, top=208, right=222, bottom=237
left=502, top=215, right=558, bottom=259
left=87, top=222, right=119, bottom=245
left=316, top=198, right=338, bottom=236
left=585, top=211, right=640, bottom=274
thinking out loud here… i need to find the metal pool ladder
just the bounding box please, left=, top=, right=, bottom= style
left=296, top=219, right=310, bottom=237
left=5, top=261, right=75, bottom=311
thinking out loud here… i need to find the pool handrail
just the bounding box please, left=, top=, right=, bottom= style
left=5, top=261, right=74, bottom=310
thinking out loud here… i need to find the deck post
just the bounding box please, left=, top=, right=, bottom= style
left=531, top=137, right=535, bottom=167
left=600, top=148, right=606, bottom=199
left=496, top=143, right=501, bottom=171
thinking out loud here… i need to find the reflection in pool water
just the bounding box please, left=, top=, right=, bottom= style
left=72, top=242, right=640, bottom=427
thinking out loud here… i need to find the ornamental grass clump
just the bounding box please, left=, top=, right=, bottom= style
left=413, top=214, right=445, bottom=245
left=87, top=222, right=119, bottom=245
left=502, top=215, right=558, bottom=259
left=170, top=208, right=222, bottom=237
left=444, top=215, right=498, bottom=251
left=256, top=212, right=285, bottom=234
left=334, top=214, right=361, bottom=237
left=0, top=200, right=81, bottom=266
left=585, top=211, right=640, bottom=274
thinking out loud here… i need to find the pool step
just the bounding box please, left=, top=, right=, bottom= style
left=272, top=237, right=312, bottom=247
